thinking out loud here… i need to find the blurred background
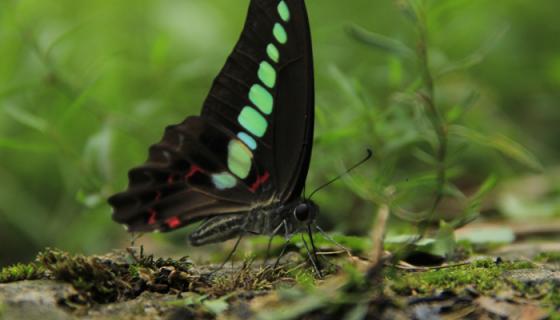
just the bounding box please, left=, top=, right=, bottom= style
left=1, top=0, right=558, bottom=267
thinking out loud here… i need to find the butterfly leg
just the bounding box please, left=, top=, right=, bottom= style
left=273, top=220, right=294, bottom=269
left=210, top=232, right=244, bottom=275
left=302, top=226, right=323, bottom=278
left=264, top=221, right=286, bottom=264
left=315, top=225, right=353, bottom=257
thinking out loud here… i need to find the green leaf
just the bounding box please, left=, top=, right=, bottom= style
left=446, top=91, right=480, bottom=123
left=346, top=24, right=415, bottom=59
left=386, top=225, right=456, bottom=260
left=256, top=294, right=327, bottom=320
left=449, top=125, right=543, bottom=171
left=203, top=297, right=229, bottom=315
left=58, top=83, right=97, bottom=126
left=83, top=124, right=114, bottom=180
left=385, top=234, right=433, bottom=247
left=436, top=25, right=510, bottom=77
left=327, top=65, right=366, bottom=110
left=394, top=0, right=419, bottom=23
left=3, top=105, right=48, bottom=133
left=412, top=148, right=437, bottom=165
left=343, top=303, right=369, bottom=320
left=499, top=192, right=560, bottom=220
left=451, top=175, right=497, bottom=229
left=456, top=226, right=515, bottom=245
left=388, top=56, right=404, bottom=87
left=0, top=137, right=52, bottom=152
left=432, top=220, right=456, bottom=258
left=442, top=182, right=467, bottom=200
left=310, top=233, right=371, bottom=253
left=76, top=190, right=103, bottom=208
left=167, top=293, right=207, bottom=307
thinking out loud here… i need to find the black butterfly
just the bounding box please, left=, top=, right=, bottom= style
left=108, top=0, right=320, bottom=253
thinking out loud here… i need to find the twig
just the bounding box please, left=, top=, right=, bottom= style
left=370, top=204, right=390, bottom=267
left=365, top=204, right=390, bottom=285
left=390, top=260, right=471, bottom=271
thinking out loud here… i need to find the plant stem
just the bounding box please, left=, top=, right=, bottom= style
left=414, top=2, right=448, bottom=216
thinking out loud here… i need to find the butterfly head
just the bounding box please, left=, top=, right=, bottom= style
left=292, top=200, right=318, bottom=225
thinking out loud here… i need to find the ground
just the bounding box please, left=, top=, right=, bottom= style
left=1, top=224, right=560, bottom=319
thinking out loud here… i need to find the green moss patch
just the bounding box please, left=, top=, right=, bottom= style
left=0, top=247, right=309, bottom=310
left=0, top=263, right=45, bottom=282
left=388, top=258, right=536, bottom=295
left=36, top=248, right=207, bottom=306
left=534, top=252, right=560, bottom=263
left=1, top=248, right=206, bottom=306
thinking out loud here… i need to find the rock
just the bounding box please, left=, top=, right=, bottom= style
left=0, top=280, right=76, bottom=320
left=503, top=269, right=560, bottom=285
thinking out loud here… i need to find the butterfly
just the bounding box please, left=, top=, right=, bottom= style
left=108, top=0, right=320, bottom=253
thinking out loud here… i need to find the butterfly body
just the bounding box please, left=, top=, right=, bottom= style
left=189, top=200, right=318, bottom=246
left=108, top=0, right=316, bottom=245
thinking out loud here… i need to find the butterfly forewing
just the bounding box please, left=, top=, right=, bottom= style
left=109, top=0, right=314, bottom=233
left=201, top=0, right=314, bottom=202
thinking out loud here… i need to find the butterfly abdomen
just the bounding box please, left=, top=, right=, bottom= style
left=188, top=213, right=247, bottom=246
left=188, top=202, right=305, bottom=246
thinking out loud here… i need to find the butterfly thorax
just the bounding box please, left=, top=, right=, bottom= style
left=188, top=199, right=318, bottom=246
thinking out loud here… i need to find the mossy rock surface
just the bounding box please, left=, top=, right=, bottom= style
left=1, top=248, right=560, bottom=319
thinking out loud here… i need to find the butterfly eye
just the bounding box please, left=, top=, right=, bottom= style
left=294, top=204, right=310, bottom=222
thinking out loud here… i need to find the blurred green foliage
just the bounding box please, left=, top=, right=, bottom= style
left=1, top=0, right=559, bottom=266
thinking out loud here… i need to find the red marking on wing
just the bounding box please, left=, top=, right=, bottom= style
left=148, top=209, right=157, bottom=225
left=167, top=175, right=174, bottom=184
left=166, top=216, right=181, bottom=229
left=250, top=171, right=270, bottom=192
left=155, top=191, right=162, bottom=201
left=185, top=165, right=201, bottom=179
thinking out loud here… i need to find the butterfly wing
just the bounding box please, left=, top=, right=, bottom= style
left=109, top=116, right=262, bottom=232
left=201, top=0, right=314, bottom=202
left=109, top=0, right=314, bottom=232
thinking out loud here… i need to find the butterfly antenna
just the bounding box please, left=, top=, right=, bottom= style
left=308, top=149, right=373, bottom=199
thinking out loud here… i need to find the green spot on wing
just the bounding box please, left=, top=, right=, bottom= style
left=227, top=140, right=252, bottom=179
left=258, top=61, right=276, bottom=88
left=266, top=44, right=279, bottom=63
left=238, top=107, right=267, bottom=137
left=211, top=172, right=237, bottom=190
left=249, top=84, right=273, bottom=114
left=278, top=1, right=290, bottom=22
left=237, top=132, right=257, bottom=150
left=273, top=23, right=287, bottom=44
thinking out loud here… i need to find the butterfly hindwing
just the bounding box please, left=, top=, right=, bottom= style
left=110, top=117, right=267, bottom=231
left=109, top=0, right=314, bottom=232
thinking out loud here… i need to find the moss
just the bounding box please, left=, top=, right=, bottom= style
left=550, top=312, right=560, bottom=320
left=534, top=252, right=560, bottom=263
left=542, top=284, right=560, bottom=307
left=1, top=247, right=315, bottom=311
left=0, top=263, right=45, bottom=283
left=388, top=258, right=536, bottom=295
left=31, top=247, right=205, bottom=306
